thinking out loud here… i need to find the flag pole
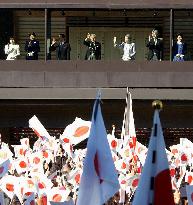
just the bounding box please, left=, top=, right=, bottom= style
left=149, top=100, right=163, bottom=205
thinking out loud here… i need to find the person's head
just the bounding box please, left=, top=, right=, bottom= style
left=125, top=34, right=132, bottom=43
left=173, top=190, right=181, bottom=204
left=43, top=160, right=49, bottom=170
left=152, top=29, right=158, bottom=38
left=90, top=33, right=96, bottom=42
left=176, top=33, right=183, bottom=42
left=9, top=37, right=15, bottom=44
left=29, top=32, right=36, bottom=40
left=114, top=192, right=120, bottom=202
left=58, top=33, right=66, bottom=41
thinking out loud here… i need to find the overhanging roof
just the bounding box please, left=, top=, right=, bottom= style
left=0, top=0, right=193, bottom=9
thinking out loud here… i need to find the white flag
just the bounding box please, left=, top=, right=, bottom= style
left=77, top=96, right=120, bottom=205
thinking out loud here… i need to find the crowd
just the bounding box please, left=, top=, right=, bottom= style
left=3, top=29, right=187, bottom=62
left=0, top=115, right=191, bottom=205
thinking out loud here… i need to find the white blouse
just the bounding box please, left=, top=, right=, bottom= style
left=4, top=44, right=20, bottom=60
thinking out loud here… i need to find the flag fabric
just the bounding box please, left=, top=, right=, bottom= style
left=50, top=198, right=74, bottom=205
left=76, top=96, right=120, bottom=205
left=29, top=115, right=51, bottom=141
left=0, top=159, right=10, bottom=178
left=24, top=192, right=35, bottom=205
left=0, top=175, right=17, bottom=199
left=132, top=109, right=175, bottom=205
left=0, top=192, right=5, bottom=205
left=48, top=187, right=71, bottom=203
left=186, top=185, right=193, bottom=205
left=121, top=88, right=136, bottom=148
left=61, top=117, right=91, bottom=145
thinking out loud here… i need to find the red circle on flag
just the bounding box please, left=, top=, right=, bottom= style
left=133, top=155, right=138, bottom=163
left=20, top=149, right=24, bottom=155
left=0, top=166, right=4, bottom=174
left=75, top=174, right=80, bottom=184
left=19, top=161, right=27, bottom=168
left=188, top=175, right=193, bottom=184
left=6, top=183, right=14, bottom=192
left=33, top=157, right=40, bottom=164
left=73, top=126, right=89, bottom=137
left=132, top=178, right=139, bottom=187
left=38, top=182, right=46, bottom=189
left=129, top=142, right=134, bottom=149
left=43, top=151, right=48, bottom=158
left=25, top=192, right=32, bottom=197
left=63, top=138, right=70, bottom=143
left=181, top=154, right=188, bottom=162
left=170, top=168, right=176, bottom=177
left=137, top=167, right=141, bottom=173
left=111, top=140, right=117, bottom=148
left=121, top=162, right=126, bottom=169
left=53, top=194, right=62, bottom=202
left=121, top=180, right=126, bottom=184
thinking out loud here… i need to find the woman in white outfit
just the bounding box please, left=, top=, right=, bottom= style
left=4, top=37, right=20, bottom=60
left=113, top=34, right=136, bottom=61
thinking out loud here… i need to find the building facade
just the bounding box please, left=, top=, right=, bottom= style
left=0, top=0, right=193, bottom=145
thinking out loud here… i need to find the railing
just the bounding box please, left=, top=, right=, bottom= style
left=0, top=60, right=193, bottom=88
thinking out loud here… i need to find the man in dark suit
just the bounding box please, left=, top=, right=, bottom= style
left=25, top=32, right=40, bottom=60
left=146, top=29, right=163, bottom=61
left=83, top=33, right=101, bottom=60
left=50, top=34, right=71, bottom=60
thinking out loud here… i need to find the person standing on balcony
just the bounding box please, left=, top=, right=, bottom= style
left=113, top=34, right=136, bottom=61
left=50, top=34, right=71, bottom=60
left=173, top=33, right=187, bottom=62
left=25, top=32, right=40, bottom=60
left=146, top=29, right=163, bottom=61
left=83, top=33, right=101, bottom=60
left=4, top=37, right=20, bottom=60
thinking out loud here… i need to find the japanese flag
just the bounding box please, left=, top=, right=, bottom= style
left=0, top=175, right=17, bottom=199
left=35, top=174, right=53, bottom=197
left=185, top=172, right=193, bottom=185
left=186, top=185, right=193, bottom=205
left=107, top=134, right=119, bottom=153
left=14, top=157, right=29, bottom=174
left=29, top=152, right=43, bottom=169
left=61, top=117, right=91, bottom=145
left=48, top=187, right=71, bottom=203
left=127, top=174, right=140, bottom=192
left=29, top=115, right=51, bottom=141
left=22, top=178, right=36, bottom=199
left=13, top=145, right=28, bottom=158
left=169, top=144, right=181, bottom=157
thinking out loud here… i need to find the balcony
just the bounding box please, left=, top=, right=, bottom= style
left=0, top=60, right=193, bottom=88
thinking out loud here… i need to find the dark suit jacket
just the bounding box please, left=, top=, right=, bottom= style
left=25, top=40, right=40, bottom=60
left=83, top=40, right=101, bottom=60
left=50, top=41, right=71, bottom=60
left=146, top=38, right=163, bottom=60
left=172, top=42, right=187, bottom=59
